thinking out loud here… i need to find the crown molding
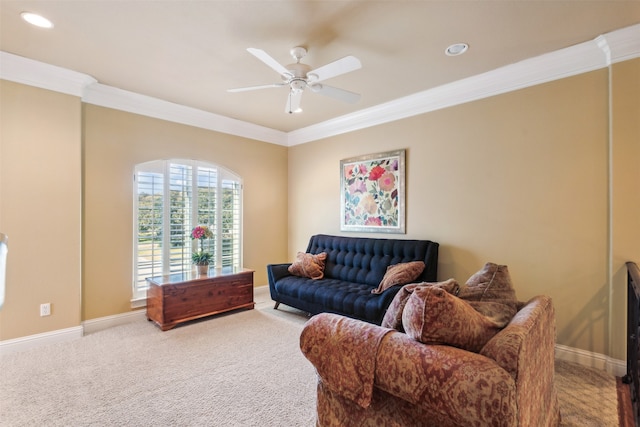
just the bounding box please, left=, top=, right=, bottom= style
left=287, top=23, right=640, bottom=146
left=1, top=23, right=638, bottom=147
left=604, top=22, right=640, bottom=64
left=0, top=51, right=97, bottom=97
left=0, top=51, right=287, bottom=146
left=83, top=83, right=288, bottom=146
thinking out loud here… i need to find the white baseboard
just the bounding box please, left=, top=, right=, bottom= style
left=555, top=343, right=625, bottom=377
left=0, top=311, right=146, bottom=355
left=0, top=326, right=83, bottom=355
left=82, top=310, right=146, bottom=335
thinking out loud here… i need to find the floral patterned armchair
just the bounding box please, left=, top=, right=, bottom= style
left=300, top=294, right=560, bottom=427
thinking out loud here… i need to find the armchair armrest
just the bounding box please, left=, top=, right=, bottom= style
left=480, top=295, right=560, bottom=427
left=300, top=313, right=391, bottom=407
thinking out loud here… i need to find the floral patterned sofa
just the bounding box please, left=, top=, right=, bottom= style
left=300, top=263, right=561, bottom=427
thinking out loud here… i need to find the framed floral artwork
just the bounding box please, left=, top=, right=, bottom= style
left=340, top=149, right=405, bottom=233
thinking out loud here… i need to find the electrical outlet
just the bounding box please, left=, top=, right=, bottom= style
left=40, top=303, right=51, bottom=317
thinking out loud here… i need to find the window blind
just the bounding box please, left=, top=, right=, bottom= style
left=133, top=159, right=242, bottom=301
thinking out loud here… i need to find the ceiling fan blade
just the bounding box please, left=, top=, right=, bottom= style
left=227, top=83, right=286, bottom=93
left=285, top=90, right=303, bottom=114
left=307, top=56, right=361, bottom=83
left=247, top=48, right=292, bottom=77
left=310, top=84, right=361, bottom=104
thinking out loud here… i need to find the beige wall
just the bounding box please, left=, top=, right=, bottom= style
left=288, top=62, right=639, bottom=359
left=0, top=81, right=82, bottom=340
left=0, top=58, right=637, bottom=361
left=611, top=58, right=640, bottom=359
left=83, top=105, right=288, bottom=320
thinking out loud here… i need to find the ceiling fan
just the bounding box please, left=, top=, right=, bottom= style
left=228, top=47, right=362, bottom=114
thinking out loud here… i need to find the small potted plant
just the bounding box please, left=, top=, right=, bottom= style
left=191, top=225, right=213, bottom=276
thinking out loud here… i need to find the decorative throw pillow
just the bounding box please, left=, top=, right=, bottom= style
left=288, top=252, right=328, bottom=280
left=371, top=261, right=425, bottom=294
left=458, top=262, right=519, bottom=326
left=381, top=279, right=459, bottom=331
left=402, top=286, right=504, bottom=353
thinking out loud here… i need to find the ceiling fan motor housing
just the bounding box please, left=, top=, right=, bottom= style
left=283, top=62, right=311, bottom=79
left=282, top=62, right=312, bottom=92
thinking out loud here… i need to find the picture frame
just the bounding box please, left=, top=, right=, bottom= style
left=340, top=149, right=406, bottom=234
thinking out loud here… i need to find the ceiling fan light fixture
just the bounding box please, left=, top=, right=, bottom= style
left=445, top=43, right=468, bottom=56
left=290, top=79, right=306, bottom=92
left=20, top=12, right=54, bottom=28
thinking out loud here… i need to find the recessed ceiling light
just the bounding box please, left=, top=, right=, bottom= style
left=20, top=12, right=54, bottom=29
left=445, top=43, right=468, bottom=56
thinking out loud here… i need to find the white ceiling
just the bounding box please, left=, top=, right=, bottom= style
left=1, top=1, right=639, bottom=133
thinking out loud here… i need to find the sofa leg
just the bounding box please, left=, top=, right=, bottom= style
left=274, top=301, right=280, bottom=310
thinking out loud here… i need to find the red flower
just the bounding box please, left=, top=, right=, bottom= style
left=368, top=165, right=386, bottom=181
left=191, top=225, right=213, bottom=240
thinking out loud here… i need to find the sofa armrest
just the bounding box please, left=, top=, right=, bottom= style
left=267, top=263, right=292, bottom=283
left=266, top=263, right=292, bottom=302
left=267, top=263, right=291, bottom=302
left=480, top=295, right=560, bottom=427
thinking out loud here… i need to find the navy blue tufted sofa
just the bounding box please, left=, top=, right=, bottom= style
left=267, top=234, right=439, bottom=325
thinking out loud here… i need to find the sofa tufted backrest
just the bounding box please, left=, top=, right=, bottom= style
left=306, top=234, right=439, bottom=287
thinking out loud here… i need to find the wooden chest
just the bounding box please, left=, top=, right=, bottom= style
left=146, top=267, right=254, bottom=331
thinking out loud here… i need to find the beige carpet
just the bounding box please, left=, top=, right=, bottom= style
left=0, top=287, right=618, bottom=426
left=555, top=359, right=618, bottom=426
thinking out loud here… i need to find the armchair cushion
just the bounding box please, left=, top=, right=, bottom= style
left=459, top=262, right=518, bottom=324
left=381, top=279, right=459, bottom=331
left=402, top=286, right=504, bottom=353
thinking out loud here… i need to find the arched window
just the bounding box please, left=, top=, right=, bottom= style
left=132, top=159, right=242, bottom=300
